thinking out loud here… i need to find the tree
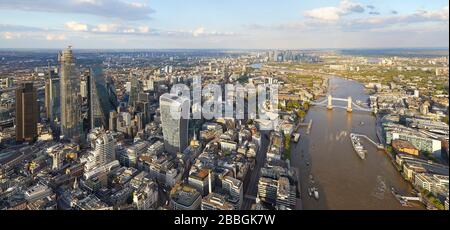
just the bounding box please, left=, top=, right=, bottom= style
left=284, top=134, right=292, bottom=160
left=297, top=110, right=306, bottom=119
left=286, top=101, right=294, bottom=110
left=303, top=102, right=310, bottom=110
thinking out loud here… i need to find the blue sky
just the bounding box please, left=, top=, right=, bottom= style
left=0, top=0, right=448, bottom=49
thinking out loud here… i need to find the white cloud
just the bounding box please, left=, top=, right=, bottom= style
left=0, top=0, right=154, bottom=21
left=161, top=27, right=235, bottom=38
left=304, top=0, right=365, bottom=22
left=2, top=32, right=21, bottom=40
left=75, top=0, right=101, bottom=5
left=192, top=27, right=205, bottom=37
left=349, top=6, right=449, bottom=30
left=65, top=21, right=89, bottom=31
left=305, top=7, right=342, bottom=21
left=92, top=23, right=118, bottom=33
left=45, top=34, right=67, bottom=41
left=123, top=28, right=136, bottom=33
left=188, top=27, right=235, bottom=37
left=63, top=21, right=154, bottom=35
left=138, top=26, right=150, bottom=33
left=420, top=6, right=449, bottom=21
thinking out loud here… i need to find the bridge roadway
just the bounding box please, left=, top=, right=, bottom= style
left=311, top=96, right=373, bottom=113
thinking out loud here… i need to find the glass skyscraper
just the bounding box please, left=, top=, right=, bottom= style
left=59, top=46, right=83, bottom=143
left=44, top=68, right=60, bottom=133
left=160, top=93, right=190, bottom=155
left=88, top=67, right=118, bottom=131
left=128, top=73, right=141, bottom=107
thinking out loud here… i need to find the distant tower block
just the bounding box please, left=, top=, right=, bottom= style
left=347, top=96, right=353, bottom=113
left=327, top=95, right=333, bottom=110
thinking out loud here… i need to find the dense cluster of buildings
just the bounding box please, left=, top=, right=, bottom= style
left=365, top=65, right=450, bottom=209
left=0, top=47, right=304, bottom=210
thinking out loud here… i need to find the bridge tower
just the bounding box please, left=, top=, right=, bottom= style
left=347, top=96, right=353, bottom=113
left=327, top=95, right=333, bottom=110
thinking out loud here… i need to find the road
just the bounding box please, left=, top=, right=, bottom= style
left=242, top=131, right=270, bottom=209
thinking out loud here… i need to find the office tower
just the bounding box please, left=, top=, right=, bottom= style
left=128, top=73, right=141, bottom=107
left=115, top=111, right=140, bottom=138
left=45, top=81, right=51, bottom=120
left=45, top=68, right=60, bottom=127
left=135, top=92, right=151, bottom=125
left=59, top=46, right=83, bottom=143
left=109, top=111, right=118, bottom=131
left=160, top=93, right=189, bottom=155
left=45, top=65, right=57, bottom=120
left=88, top=67, right=118, bottom=131
left=15, top=82, right=38, bottom=142
left=82, top=128, right=117, bottom=172
left=49, top=76, right=61, bottom=126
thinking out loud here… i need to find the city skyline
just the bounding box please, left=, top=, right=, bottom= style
left=0, top=0, right=449, bottom=49
left=0, top=0, right=449, bottom=215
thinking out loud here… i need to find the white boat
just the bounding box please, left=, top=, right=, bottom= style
left=314, top=190, right=320, bottom=200
left=309, top=187, right=320, bottom=200
left=350, top=134, right=366, bottom=160
left=292, top=133, right=300, bottom=143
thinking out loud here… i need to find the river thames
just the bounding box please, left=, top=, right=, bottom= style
left=292, top=77, right=425, bottom=210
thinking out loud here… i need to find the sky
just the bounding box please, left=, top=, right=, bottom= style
left=0, top=0, right=448, bottom=49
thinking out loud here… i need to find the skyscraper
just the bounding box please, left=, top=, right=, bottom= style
left=59, top=46, right=83, bottom=143
left=45, top=79, right=51, bottom=120
left=15, top=82, right=38, bottom=142
left=88, top=67, right=118, bottom=131
left=44, top=67, right=60, bottom=128
left=160, top=93, right=190, bottom=155
left=128, top=73, right=141, bottom=107
left=49, top=75, right=61, bottom=125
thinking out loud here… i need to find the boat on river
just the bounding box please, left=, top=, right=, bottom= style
left=291, top=133, right=300, bottom=143
left=308, top=187, right=320, bottom=200
left=350, top=133, right=367, bottom=160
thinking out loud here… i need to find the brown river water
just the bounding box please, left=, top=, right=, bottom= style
left=292, top=77, right=424, bottom=210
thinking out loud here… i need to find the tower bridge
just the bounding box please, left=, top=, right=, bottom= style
left=311, top=95, right=374, bottom=113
